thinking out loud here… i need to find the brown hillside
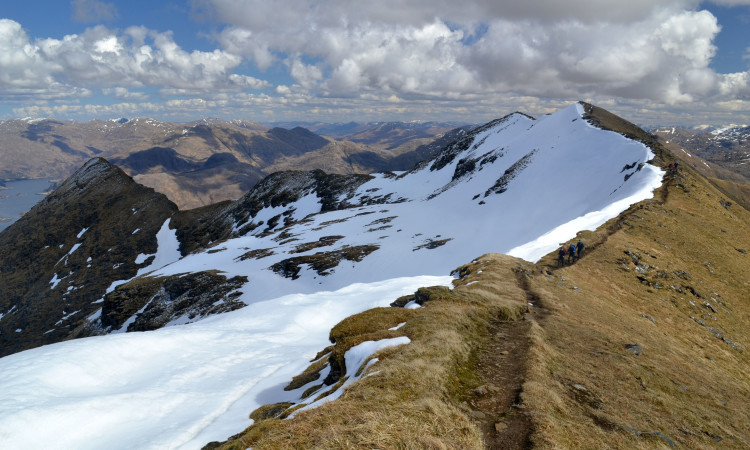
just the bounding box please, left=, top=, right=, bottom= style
left=213, top=115, right=750, bottom=449
left=524, top=158, right=750, bottom=448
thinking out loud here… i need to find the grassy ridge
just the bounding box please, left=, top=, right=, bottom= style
left=213, top=255, right=533, bottom=449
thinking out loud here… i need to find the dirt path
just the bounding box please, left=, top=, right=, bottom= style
left=470, top=316, right=533, bottom=449
left=466, top=267, right=549, bottom=449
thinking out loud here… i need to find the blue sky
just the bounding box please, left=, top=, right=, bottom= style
left=1, top=0, right=749, bottom=126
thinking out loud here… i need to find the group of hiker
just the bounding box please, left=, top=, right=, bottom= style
left=667, top=162, right=680, bottom=174
left=557, top=240, right=585, bottom=267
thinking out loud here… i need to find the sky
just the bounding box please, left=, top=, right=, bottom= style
left=1, top=0, right=749, bottom=127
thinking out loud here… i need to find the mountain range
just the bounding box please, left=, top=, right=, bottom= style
left=1, top=103, right=749, bottom=449
left=0, top=118, right=464, bottom=210
left=653, top=125, right=750, bottom=209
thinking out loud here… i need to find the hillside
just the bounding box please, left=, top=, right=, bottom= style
left=0, top=159, right=178, bottom=356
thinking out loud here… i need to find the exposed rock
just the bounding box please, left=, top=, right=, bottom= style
left=625, top=344, right=643, bottom=356
left=290, top=235, right=345, bottom=254
left=100, top=271, right=247, bottom=332
left=671, top=379, right=689, bottom=391
left=484, top=149, right=538, bottom=197
left=249, top=402, right=295, bottom=422
left=270, top=245, right=380, bottom=280
left=474, top=385, right=489, bottom=396
left=412, top=237, right=453, bottom=251
left=237, top=248, right=276, bottom=261
left=640, top=314, right=657, bottom=324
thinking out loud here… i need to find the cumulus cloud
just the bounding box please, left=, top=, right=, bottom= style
left=201, top=0, right=750, bottom=108
left=0, top=19, right=271, bottom=103
left=71, top=0, right=119, bottom=23
left=102, top=87, right=149, bottom=100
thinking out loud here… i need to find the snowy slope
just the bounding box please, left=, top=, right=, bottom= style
left=0, top=276, right=450, bottom=448
left=0, top=103, right=664, bottom=449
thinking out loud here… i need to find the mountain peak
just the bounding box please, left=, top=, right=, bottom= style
left=0, top=157, right=178, bottom=356
left=48, top=158, right=133, bottom=204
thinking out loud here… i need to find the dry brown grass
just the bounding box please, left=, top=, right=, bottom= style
left=522, top=163, right=750, bottom=448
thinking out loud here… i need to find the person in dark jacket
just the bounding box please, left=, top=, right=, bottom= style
left=576, top=240, right=585, bottom=259
left=568, top=243, right=576, bottom=264
left=557, top=246, right=566, bottom=267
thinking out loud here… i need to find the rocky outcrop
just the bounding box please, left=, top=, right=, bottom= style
left=100, top=271, right=247, bottom=332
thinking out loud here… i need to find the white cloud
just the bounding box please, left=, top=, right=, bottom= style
left=203, top=0, right=749, bottom=108
left=101, top=87, right=149, bottom=100
left=0, top=19, right=56, bottom=90
left=5, top=0, right=750, bottom=125
left=0, top=20, right=272, bottom=102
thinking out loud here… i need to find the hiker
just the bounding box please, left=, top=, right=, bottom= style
left=668, top=163, right=674, bottom=174
left=568, top=243, right=576, bottom=264
left=557, top=246, right=566, bottom=267
left=576, top=240, right=585, bottom=259
left=673, top=162, right=679, bottom=172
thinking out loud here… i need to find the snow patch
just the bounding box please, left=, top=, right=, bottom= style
left=135, top=253, right=151, bottom=264
left=404, top=300, right=421, bottom=309
left=49, top=273, right=62, bottom=290
left=87, top=308, right=102, bottom=321
left=291, top=336, right=411, bottom=415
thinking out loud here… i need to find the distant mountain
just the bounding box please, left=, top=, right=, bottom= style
left=266, top=120, right=465, bottom=138
left=0, top=118, right=461, bottom=210
left=652, top=126, right=750, bottom=209
left=652, top=126, right=750, bottom=177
